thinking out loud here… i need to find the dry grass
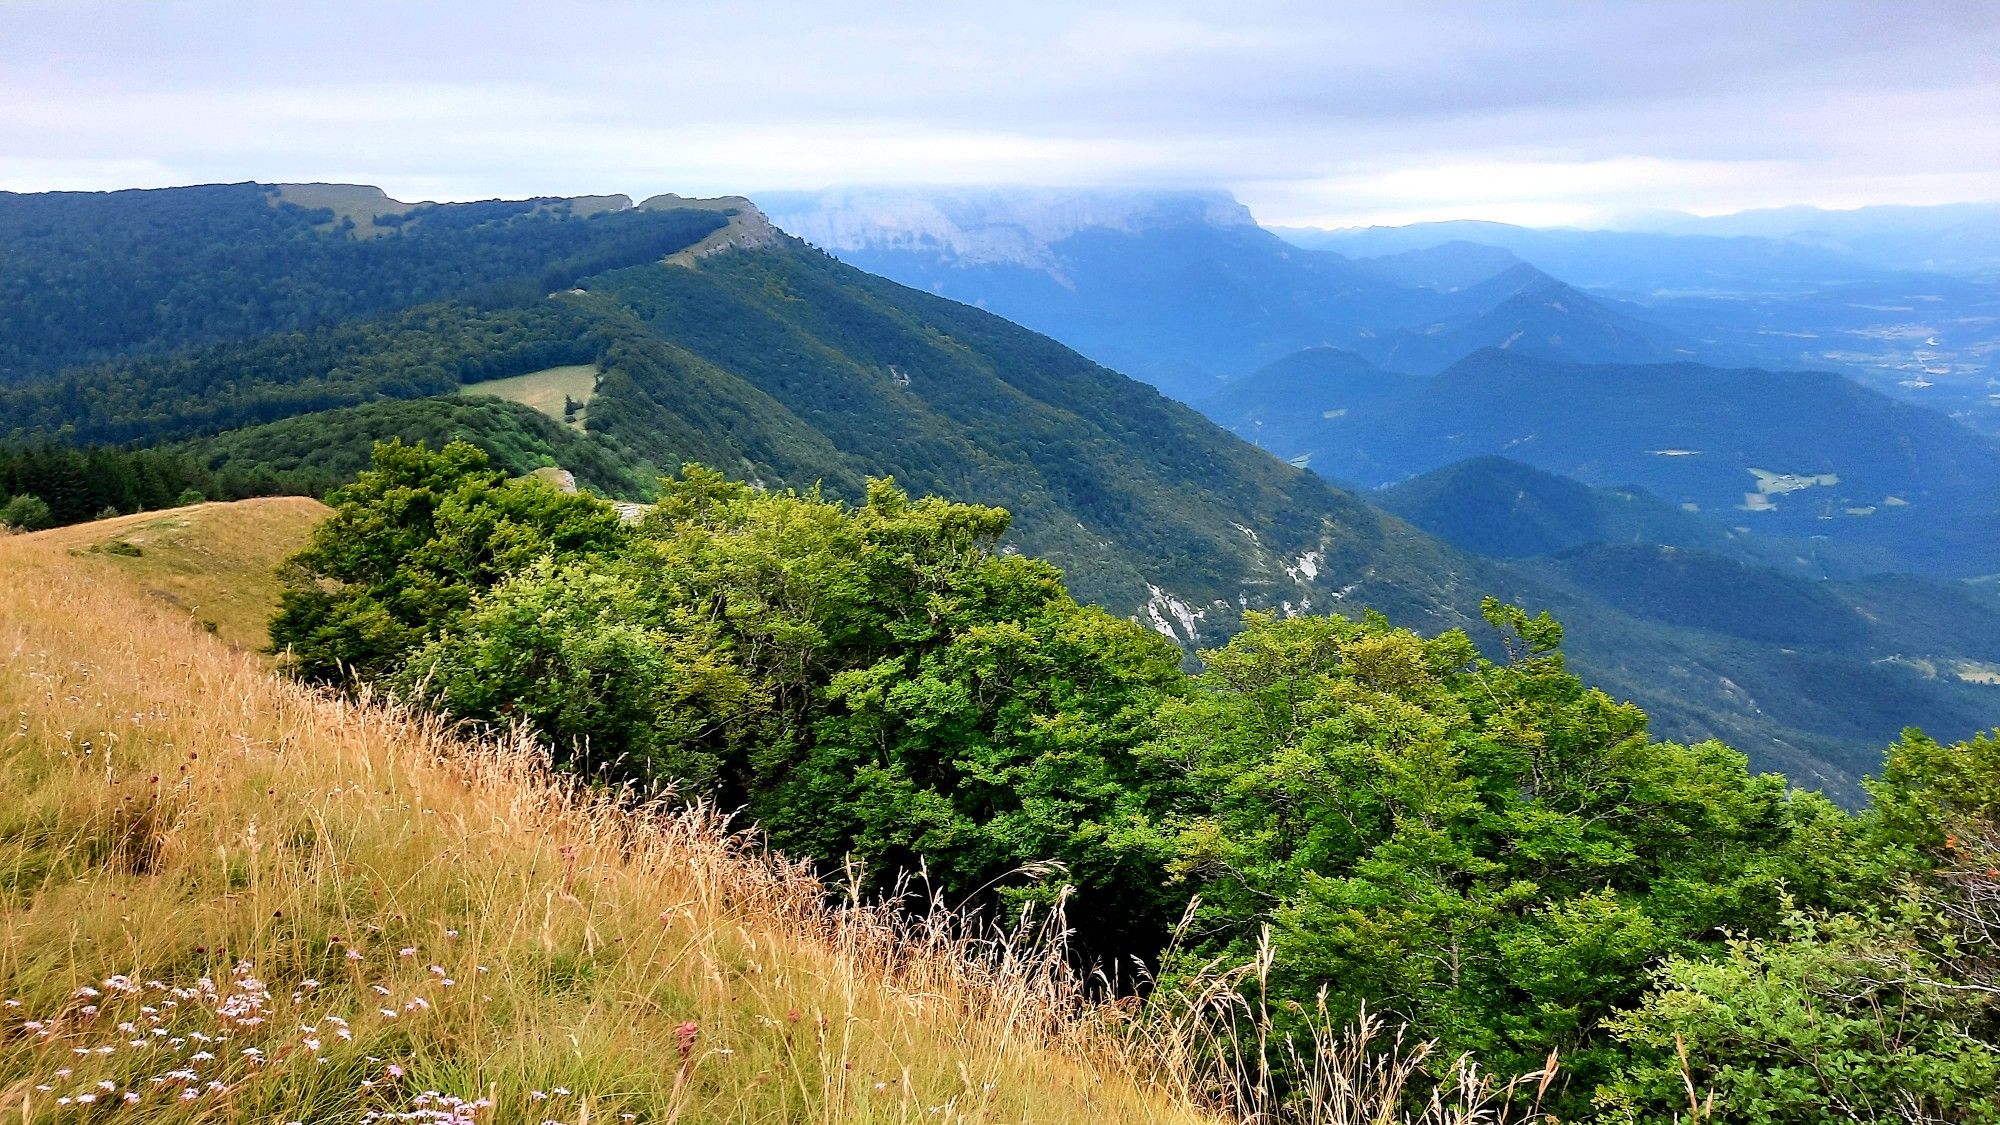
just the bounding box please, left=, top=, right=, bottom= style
left=24, top=498, right=329, bottom=650
left=0, top=500, right=1553, bottom=1123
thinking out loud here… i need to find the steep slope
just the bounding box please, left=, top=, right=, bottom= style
left=0, top=185, right=1483, bottom=646
left=1376, top=456, right=1751, bottom=559
left=0, top=501, right=1214, bottom=1123
left=571, top=241, right=1478, bottom=636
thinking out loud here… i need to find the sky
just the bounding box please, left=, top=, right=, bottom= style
left=3, top=0, right=1997, bottom=228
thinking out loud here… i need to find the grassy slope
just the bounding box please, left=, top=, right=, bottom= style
left=19, top=498, right=329, bottom=649
left=0, top=501, right=1212, bottom=1124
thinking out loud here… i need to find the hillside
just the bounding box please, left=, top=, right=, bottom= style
left=1199, top=348, right=1421, bottom=469
left=0, top=188, right=1486, bottom=645
left=16, top=497, right=329, bottom=647
left=0, top=500, right=1220, bottom=1124
left=182, top=396, right=655, bottom=498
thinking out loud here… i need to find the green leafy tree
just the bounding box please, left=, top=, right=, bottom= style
left=400, top=467, right=1189, bottom=952
left=0, top=493, right=53, bottom=531
left=1601, top=730, right=2000, bottom=1122
left=269, top=438, right=626, bottom=683
left=1602, top=908, right=2000, bottom=1123
left=1143, top=600, right=1852, bottom=1102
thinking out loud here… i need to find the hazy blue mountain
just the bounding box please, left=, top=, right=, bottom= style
left=758, top=187, right=1528, bottom=398
left=1635, top=202, right=2000, bottom=280
left=1376, top=456, right=1752, bottom=560
left=1199, top=347, right=1420, bottom=466
left=1349, top=240, right=1525, bottom=290
left=1277, top=220, right=1892, bottom=296
left=1278, top=216, right=2000, bottom=435
left=1298, top=349, right=2000, bottom=577
left=1361, top=271, right=1695, bottom=374
left=1632, top=274, right=2000, bottom=435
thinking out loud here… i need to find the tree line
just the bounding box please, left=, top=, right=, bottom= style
left=0, top=183, right=724, bottom=382
left=0, top=443, right=298, bottom=531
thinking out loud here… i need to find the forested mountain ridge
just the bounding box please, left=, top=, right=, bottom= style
left=3, top=181, right=1996, bottom=801
left=0, top=182, right=1480, bottom=643
left=1377, top=456, right=1754, bottom=560
left=0, top=182, right=727, bottom=381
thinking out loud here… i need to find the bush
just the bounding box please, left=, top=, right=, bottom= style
left=1, top=493, right=53, bottom=531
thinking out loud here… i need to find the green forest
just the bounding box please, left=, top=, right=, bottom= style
left=0, top=183, right=723, bottom=381
left=269, top=440, right=2000, bottom=1123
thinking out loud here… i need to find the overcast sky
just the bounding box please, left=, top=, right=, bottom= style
left=4, top=0, right=1996, bottom=227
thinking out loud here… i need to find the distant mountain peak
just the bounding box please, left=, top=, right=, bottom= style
left=757, top=186, right=1257, bottom=268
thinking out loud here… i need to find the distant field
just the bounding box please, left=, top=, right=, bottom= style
left=459, top=364, right=599, bottom=430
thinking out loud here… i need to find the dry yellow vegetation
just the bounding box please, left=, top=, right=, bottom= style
left=459, top=365, right=600, bottom=431
left=23, top=498, right=329, bottom=650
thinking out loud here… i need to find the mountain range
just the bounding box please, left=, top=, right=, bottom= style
left=1212, top=345, right=2000, bottom=577
left=2, top=181, right=1998, bottom=801
left=1281, top=213, right=2000, bottom=435
left=761, top=187, right=1707, bottom=398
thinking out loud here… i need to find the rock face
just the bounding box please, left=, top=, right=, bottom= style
left=757, top=187, right=1256, bottom=270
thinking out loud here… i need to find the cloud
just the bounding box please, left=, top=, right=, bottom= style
left=1, top=0, right=1995, bottom=224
